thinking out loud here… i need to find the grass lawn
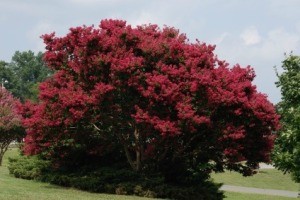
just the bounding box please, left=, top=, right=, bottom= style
left=0, top=148, right=297, bottom=200
left=211, top=168, right=299, bottom=192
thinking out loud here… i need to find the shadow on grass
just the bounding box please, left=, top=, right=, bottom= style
left=256, top=171, right=268, bottom=174
left=42, top=185, right=65, bottom=189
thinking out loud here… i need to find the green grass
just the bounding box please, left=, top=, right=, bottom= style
left=224, top=192, right=296, bottom=200
left=0, top=170, right=153, bottom=200
left=2, top=147, right=20, bottom=164
left=0, top=148, right=154, bottom=200
left=1, top=148, right=297, bottom=199
left=212, top=168, right=299, bottom=191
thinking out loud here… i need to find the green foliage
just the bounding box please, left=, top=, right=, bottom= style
left=0, top=61, right=15, bottom=90
left=272, top=54, right=300, bottom=182
left=152, top=183, right=224, bottom=200
left=1, top=50, right=53, bottom=102
left=8, top=155, right=223, bottom=200
left=1, top=150, right=291, bottom=200
left=8, top=155, right=50, bottom=180
left=1, top=153, right=151, bottom=200
left=0, top=88, right=25, bottom=166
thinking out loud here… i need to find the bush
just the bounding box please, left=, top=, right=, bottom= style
left=9, top=155, right=224, bottom=199
left=8, top=156, right=50, bottom=180
left=153, top=183, right=223, bottom=200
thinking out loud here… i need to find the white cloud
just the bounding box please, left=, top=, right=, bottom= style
left=260, top=28, right=300, bottom=60
left=211, top=32, right=230, bottom=45
left=128, top=11, right=161, bottom=27
left=217, top=27, right=300, bottom=65
left=240, top=26, right=262, bottom=46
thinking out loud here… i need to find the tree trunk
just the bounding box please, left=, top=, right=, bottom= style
left=123, top=145, right=135, bottom=170
left=120, top=124, right=143, bottom=172
left=0, top=143, right=10, bottom=166
left=134, top=127, right=142, bottom=172
left=0, top=151, right=4, bottom=166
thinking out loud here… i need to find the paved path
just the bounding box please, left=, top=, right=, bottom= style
left=221, top=185, right=299, bottom=198
left=259, top=163, right=275, bottom=169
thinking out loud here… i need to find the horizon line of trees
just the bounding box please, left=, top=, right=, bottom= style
left=0, top=50, right=53, bottom=102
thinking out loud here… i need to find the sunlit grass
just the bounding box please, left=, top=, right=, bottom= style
left=0, top=148, right=153, bottom=200
left=212, top=168, right=299, bottom=191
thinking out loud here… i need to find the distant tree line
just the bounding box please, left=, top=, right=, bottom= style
left=0, top=50, right=53, bottom=102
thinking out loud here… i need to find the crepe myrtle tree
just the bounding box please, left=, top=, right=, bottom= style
left=19, top=19, right=279, bottom=181
left=0, top=87, right=24, bottom=166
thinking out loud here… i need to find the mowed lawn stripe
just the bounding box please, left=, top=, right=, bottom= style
left=212, top=169, right=298, bottom=191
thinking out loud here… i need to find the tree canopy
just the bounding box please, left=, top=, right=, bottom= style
left=0, top=51, right=53, bottom=102
left=0, top=88, right=24, bottom=165
left=0, top=61, right=15, bottom=92
left=19, top=20, right=279, bottom=183
left=272, top=54, right=300, bottom=182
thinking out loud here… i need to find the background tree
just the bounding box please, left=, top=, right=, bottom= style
left=20, top=20, right=279, bottom=185
left=8, top=51, right=53, bottom=102
left=0, top=88, right=24, bottom=166
left=0, top=61, right=16, bottom=92
left=272, top=54, right=300, bottom=182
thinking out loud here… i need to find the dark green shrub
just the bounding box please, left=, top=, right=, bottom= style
left=152, top=182, right=223, bottom=200
left=8, top=156, right=50, bottom=180
left=9, top=155, right=223, bottom=199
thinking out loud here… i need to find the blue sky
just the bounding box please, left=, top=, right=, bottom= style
left=1, top=0, right=300, bottom=103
